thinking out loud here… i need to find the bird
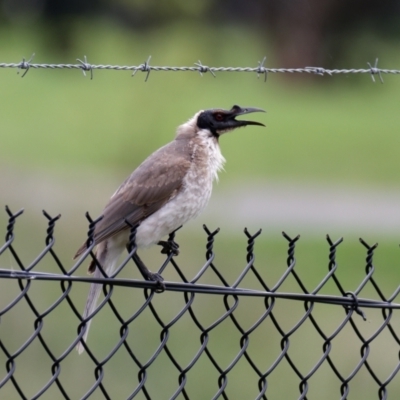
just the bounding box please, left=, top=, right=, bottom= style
left=74, top=105, right=265, bottom=353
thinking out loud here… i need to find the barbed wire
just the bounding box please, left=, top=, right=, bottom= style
left=0, top=54, right=396, bottom=82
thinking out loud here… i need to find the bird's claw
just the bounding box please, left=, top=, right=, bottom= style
left=149, top=272, right=165, bottom=293
left=158, top=240, right=180, bottom=255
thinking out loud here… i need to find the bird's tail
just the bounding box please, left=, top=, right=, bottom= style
left=77, top=241, right=121, bottom=354
left=76, top=267, right=104, bottom=354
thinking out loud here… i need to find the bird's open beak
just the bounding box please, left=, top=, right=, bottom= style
left=227, top=105, right=266, bottom=128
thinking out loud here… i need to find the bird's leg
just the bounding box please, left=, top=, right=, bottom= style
left=132, top=252, right=165, bottom=293
left=158, top=240, right=180, bottom=255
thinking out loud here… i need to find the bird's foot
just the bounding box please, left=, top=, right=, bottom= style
left=158, top=240, right=180, bottom=256
left=148, top=272, right=165, bottom=293
left=131, top=252, right=166, bottom=293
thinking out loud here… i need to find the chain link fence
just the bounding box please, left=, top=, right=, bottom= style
left=1, top=205, right=399, bottom=399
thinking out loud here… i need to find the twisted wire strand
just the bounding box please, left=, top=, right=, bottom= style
left=0, top=55, right=396, bottom=82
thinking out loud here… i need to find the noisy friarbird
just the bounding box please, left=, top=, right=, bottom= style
left=75, top=105, right=265, bottom=353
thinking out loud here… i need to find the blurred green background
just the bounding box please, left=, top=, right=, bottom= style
left=1, top=1, right=400, bottom=399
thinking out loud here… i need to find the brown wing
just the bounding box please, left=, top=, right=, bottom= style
left=74, top=139, right=192, bottom=258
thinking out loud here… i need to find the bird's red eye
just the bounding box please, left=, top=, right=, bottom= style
left=214, top=113, right=224, bottom=121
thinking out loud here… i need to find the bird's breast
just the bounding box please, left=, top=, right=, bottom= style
left=135, top=136, right=224, bottom=248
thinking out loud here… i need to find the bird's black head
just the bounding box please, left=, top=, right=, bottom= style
left=197, top=105, right=265, bottom=137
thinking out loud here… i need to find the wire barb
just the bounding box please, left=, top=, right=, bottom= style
left=42, top=210, right=61, bottom=246
left=17, top=53, right=35, bottom=77
left=194, top=60, right=216, bottom=77
left=244, top=227, right=262, bottom=262
left=83, top=212, right=104, bottom=251
left=77, top=55, right=94, bottom=80
left=125, top=219, right=140, bottom=253
left=256, top=56, right=268, bottom=81
left=132, top=55, right=152, bottom=81
left=2, top=205, right=24, bottom=246
left=203, top=224, right=220, bottom=260
left=367, top=58, right=384, bottom=83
